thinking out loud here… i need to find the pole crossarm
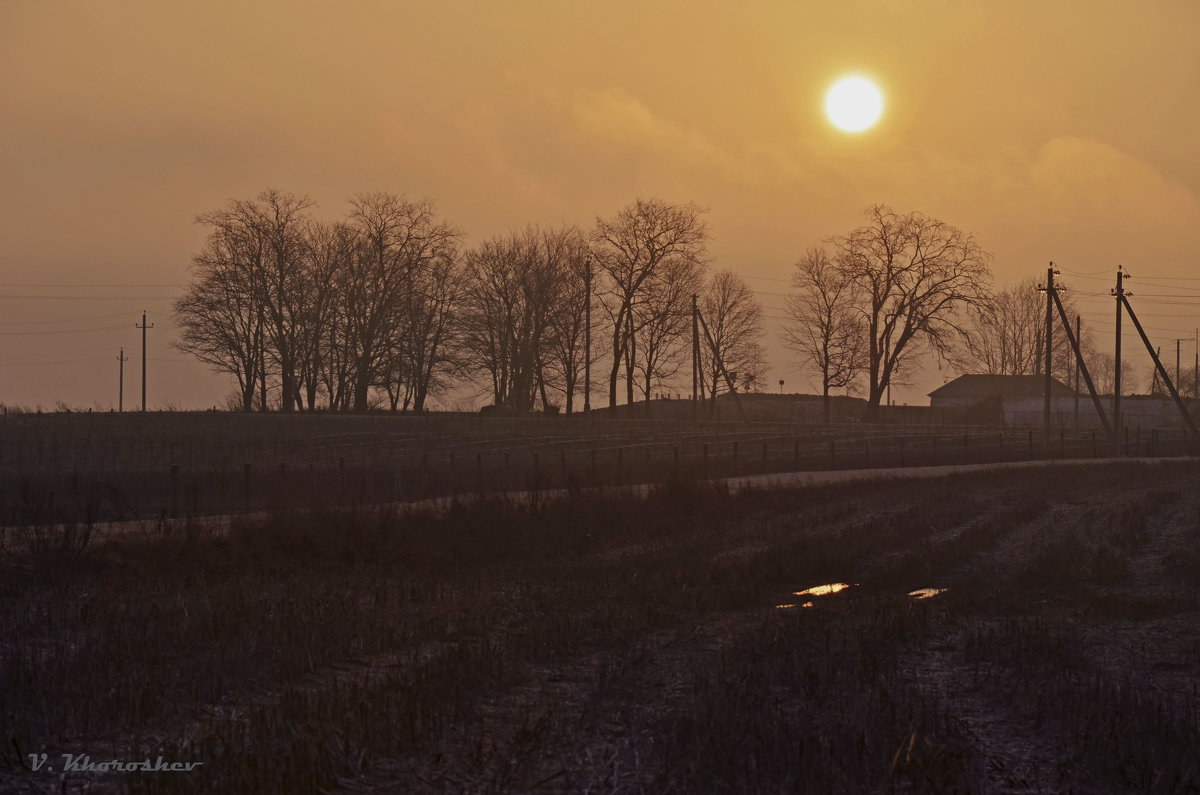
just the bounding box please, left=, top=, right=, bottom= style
left=1120, top=295, right=1199, bottom=435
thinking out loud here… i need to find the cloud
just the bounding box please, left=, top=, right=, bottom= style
left=569, top=87, right=743, bottom=182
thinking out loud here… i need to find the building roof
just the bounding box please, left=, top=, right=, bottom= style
left=928, top=373, right=1075, bottom=400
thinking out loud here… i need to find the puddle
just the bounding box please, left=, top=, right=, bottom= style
left=777, top=583, right=852, bottom=609
left=794, top=582, right=852, bottom=598
left=908, top=587, right=947, bottom=600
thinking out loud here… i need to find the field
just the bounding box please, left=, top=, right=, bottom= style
left=1, top=408, right=1191, bottom=527
left=2, top=415, right=1200, bottom=792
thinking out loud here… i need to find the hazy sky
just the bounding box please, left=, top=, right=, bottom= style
left=3, top=1, right=1200, bottom=409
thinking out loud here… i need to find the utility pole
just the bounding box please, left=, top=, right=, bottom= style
left=1195, top=328, right=1198, bottom=400
left=692, top=293, right=700, bottom=414
left=1074, top=315, right=1081, bottom=427
left=1042, top=264, right=1056, bottom=438
left=117, top=347, right=128, bottom=412
left=136, top=311, right=154, bottom=412
left=1173, top=337, right=1186, bottom=395
left=584, top=258, right=592, bottom=412
left=1112, top=268, right=1125, bottom=447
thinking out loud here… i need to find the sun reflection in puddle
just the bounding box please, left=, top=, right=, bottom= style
left=795, top=582, right=852, bottom=598
left=908, top=587, right=947, bottom=600
left=777, top=583, right=852, bottom=609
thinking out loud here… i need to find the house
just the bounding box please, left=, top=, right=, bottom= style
left=930, top=373, right=1199, bottom=428
left=929, top=374, right=1074, bottom=409
left=928, top=374, right=1075, bottom=425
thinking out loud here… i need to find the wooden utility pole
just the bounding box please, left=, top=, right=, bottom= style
left=584, top=258, right=592, bottom=412
left=136, top=311, right=154, bottom=412
left=1043, top=264, right=1056, bottom=438
left=1112, top=269, right=1124, bottom=446
left=692, top=293, right=700, bottom=411
left=1074, top=315, right=1081, bottom=427
left=117, top=347, right=128, bottom=412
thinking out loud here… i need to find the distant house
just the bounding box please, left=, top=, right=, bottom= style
left=929, top=374, right=1074, bottom=409
left=928, top=374, right=1075, bottom=425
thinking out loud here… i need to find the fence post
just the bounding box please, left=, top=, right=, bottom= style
left=590, top=448, right=597, bottom=485
left=963, top=433, right=969, bottom=464
left=673, top=445, right=679, bottom=478
left=617, top=447, right=623, bottom=484
left=169, top=464, right=179, bottom=519
left=829, top=439, right=836, bottom=469
left=794, top=438, right=800, bottom=467
left=703, top=443, right=709, bottom=478
left=899, top=438, right=905, bottom=468
left=243, top=463, right=251, bottom=513
left=1027, top=429, right=1034, bottom=459
left=477, top=452, right=484, bottom=498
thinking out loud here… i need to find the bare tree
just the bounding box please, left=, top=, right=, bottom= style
left=701, top=270, right=766, bottom=413
left=247, top=190, right=317, bottom=413
left=342, top=193, right=461, bottom=412
left=1089, top=352, right=1137, bottom=396
left=173, top=228, right=266, bottom=412
left=632, top=256, right=706, bottom=412
left=298, top=220, right=354, bottom=410
left=833, top=205, right=992, bottom=418
left=176, top=190, right=315, bottom=412
left=395, top=254, right=463, bottom=411
left=540, top=227, right=594, bottom=414
left=951, top=278, right=1086, bottom=385
left=592, top=199, right=708, bottom=408
left=784, top=248, right=865, bottom=423
left=459, top=228, right=564, bottom=412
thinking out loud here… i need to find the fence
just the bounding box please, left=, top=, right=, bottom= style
left=2, top=416, right=1195, bottom=527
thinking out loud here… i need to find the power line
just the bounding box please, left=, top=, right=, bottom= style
left=0, top=282, right=185, bottom=288
left=0, top=295, right=176, bottom=301
left=0, top=311, right=131, bottom=326
left=0, top=324, right=129, bottom=336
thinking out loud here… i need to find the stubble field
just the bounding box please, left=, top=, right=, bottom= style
left=2, top=413, right=1199, bottom=792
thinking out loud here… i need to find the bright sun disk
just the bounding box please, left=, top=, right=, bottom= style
left=825, top=76, right=883, bottom=133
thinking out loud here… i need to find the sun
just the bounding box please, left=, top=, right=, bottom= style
left=825, top=76, right=884, bottom=133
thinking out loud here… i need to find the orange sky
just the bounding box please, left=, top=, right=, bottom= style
left=3, top=1, right=1200, bottom=409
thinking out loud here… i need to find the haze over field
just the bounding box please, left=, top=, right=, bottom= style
left=3, top=1, right=1199, bottom=409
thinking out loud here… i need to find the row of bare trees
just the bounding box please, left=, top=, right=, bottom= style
left=175, top=191, right=766, bottom=413
left=783, top=204, right=1157, bottom=421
